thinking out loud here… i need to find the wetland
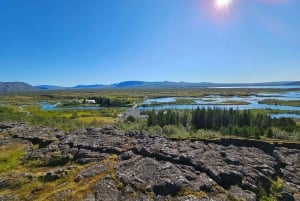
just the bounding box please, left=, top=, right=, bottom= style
left=1, top=87, right=300, bottom=201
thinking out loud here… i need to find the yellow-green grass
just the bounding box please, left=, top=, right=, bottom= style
left=178, top=188, right=207, bottom=197
left=0, top=143, right=25, bottom=172
left=0, top=101, right=125, bottom=131
left=30, top=155, right=119, bottom=201
left=77, top=116, right=116, bottom=124
left=0, top=147, right=121, bottom=201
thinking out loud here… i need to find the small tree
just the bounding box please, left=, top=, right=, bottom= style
left=266, top=128, right=273, bottom=138
left=126, top=115, right=136, bottom=123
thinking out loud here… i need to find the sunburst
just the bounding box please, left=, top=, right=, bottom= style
left=215, top=0, right=233, bottom=10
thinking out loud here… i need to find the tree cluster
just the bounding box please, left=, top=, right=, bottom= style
left=87, top=97, right=131, bottom=107
left=146, top=107, right=296, bottom=138
left=147, top=109, right=189, bottom=127
left=191, top=108, right=295, bottom=134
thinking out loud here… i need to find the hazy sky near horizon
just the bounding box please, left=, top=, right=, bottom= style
left=0, top=0, right=299, bottom=86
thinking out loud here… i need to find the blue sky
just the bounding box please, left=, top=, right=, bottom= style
left=0, top=0, right=299, bottom=86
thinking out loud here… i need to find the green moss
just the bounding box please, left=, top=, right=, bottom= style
left=258, top=178, right=284, bottom=201
left=270, top=178, right=284, bottom=197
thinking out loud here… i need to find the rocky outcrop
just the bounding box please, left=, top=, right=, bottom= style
left=0, top=122, right=299, bottom=201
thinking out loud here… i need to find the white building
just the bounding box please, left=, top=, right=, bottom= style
left=85, top=99, right=96, bottom=104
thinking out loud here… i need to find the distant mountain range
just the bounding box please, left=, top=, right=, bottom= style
left=0, top=81, right=300, bottom=92
left=0, top=82, right=36, bottom=92
left=286, top=81, right=300, bottom=86
left=37, top=81, right=300, bottom=90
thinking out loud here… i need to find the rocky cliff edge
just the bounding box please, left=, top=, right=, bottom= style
left=0, top=122, right=299, bottom=201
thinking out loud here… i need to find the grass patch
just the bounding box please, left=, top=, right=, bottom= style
left=220, top=100, right=250, bottom=105
left=0, top=105, right=124, bottom=132
left=259, top=178, right=284, bottom=201
left=117, top=118, right=148, bottom=132
left=77, top=116, right=115, bottom=124
left=178, top=188, right=207, bottom=197
left=0, top=161, right=106, bottom=200
left=259, top=99, right=300, bottom=107
left=27, top=154, right=119, bottom=201
left=0, top=144, right=25, bottom=172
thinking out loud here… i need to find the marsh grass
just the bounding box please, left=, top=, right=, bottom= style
left=0, top=104, right=124, bottom=131
left=1, top=88, right=299, bottom=140
left=259, top=99, right=300, bottom=107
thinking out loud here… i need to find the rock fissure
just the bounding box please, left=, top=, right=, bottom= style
left=1, top=122, right=299, bottom=201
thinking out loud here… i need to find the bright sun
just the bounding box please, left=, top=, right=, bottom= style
left=215, top=0, right=233, bottom=9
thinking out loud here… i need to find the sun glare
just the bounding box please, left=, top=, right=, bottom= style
left=215, top=0, right=233, bottom=10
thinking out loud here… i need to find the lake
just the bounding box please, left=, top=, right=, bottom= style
left=211, top=85, right=300, bottom=89
left=139, top=91, right=300, bottom=113
left=39, top=90, right=300, bottom=118
left=270, top=114, right=300, bottom=119
left=39, top=102, right=102, bottom=111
